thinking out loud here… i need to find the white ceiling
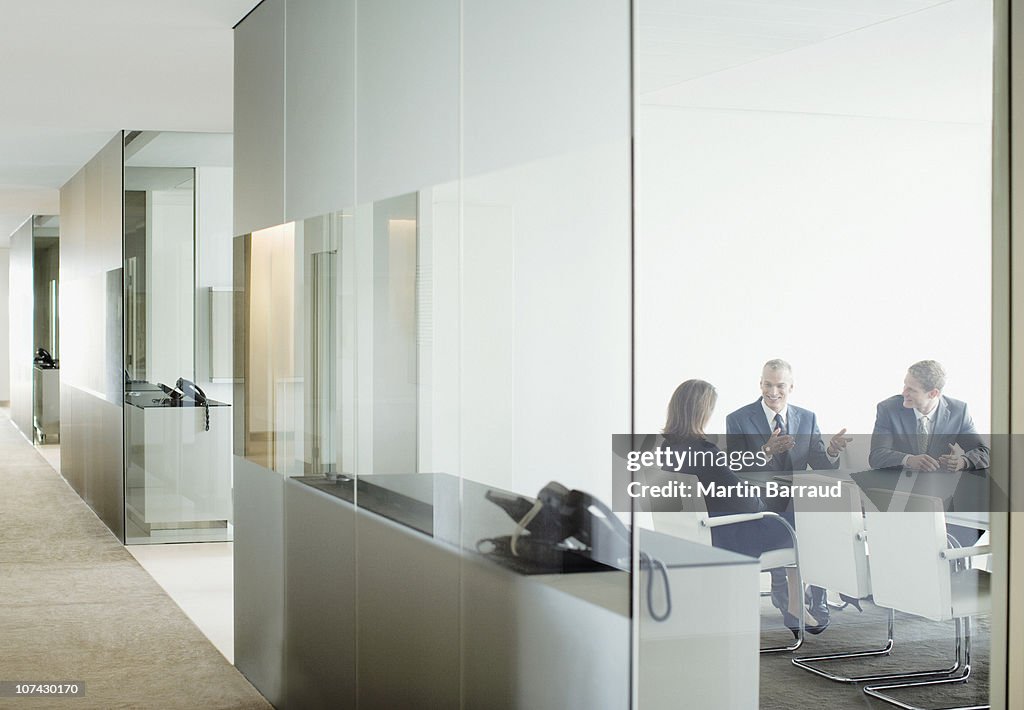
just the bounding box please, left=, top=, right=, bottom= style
left=0, top=0, right=258, bottom=242
left=636, top=0, right=959, bottom=95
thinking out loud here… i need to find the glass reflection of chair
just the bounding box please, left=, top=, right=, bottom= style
left=650, top=472, right=805, bottom=653
left=860, top=490, right=990, bottom=710
left=790, top=474, right=895, bottom=682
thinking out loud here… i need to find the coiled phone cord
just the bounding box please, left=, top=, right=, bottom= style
left=640, top=551, right=672, bottom=622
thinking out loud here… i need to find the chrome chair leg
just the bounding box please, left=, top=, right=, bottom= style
left=791, top=607, right=895, bottom=682
left=862, top=618, right=989, bottom=710
left=795, top=607, right=964, bottom=684
left=755, top=514, right=802, bottom=654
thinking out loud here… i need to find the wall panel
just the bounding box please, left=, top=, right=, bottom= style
left=285, top=0, right=356, bottom=221
left=59, top=132, right=124, bottom=540
left=355, top=0, right=459, bottom=203
left=9, top=220, right=33, bottom=434
left=234, top=0, right=286, bottom=236
left=462, top=0, right=631, bottom=178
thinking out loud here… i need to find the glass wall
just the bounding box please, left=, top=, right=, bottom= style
left=633, top=0, right=1001, bottom=707
left=233, top=2, right=638, bottom=707
left=233, top=0, right=1008, bottom=707
left=123, top=130, right=234, bottom=544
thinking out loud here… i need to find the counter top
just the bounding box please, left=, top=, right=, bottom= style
left=293, top=473, right=755, bottom=576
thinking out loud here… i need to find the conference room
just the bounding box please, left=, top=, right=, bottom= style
left=631, top=0, right=1004, bottom=707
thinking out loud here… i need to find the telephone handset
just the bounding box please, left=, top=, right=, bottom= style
left=484, top=481, right=630, bottom=568
left=157, top=382, right=185, bottom=403
left=177, top=378, right=210, bottom=432
left=34, top=348, right=56, bottom=368
left=152, top=378, right=211, bottom=432
left=176, top=378, right=207, bottom=404
left=481, top=481, right=671, bottom=621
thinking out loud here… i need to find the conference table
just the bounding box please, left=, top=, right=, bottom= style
left=739, top=467, right=995, bottom=530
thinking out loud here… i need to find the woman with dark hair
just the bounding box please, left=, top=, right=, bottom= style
left=662, top=379, right=823, bottom=634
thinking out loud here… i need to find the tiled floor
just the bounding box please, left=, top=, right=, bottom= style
left=127, top=542, right=235, bottom=662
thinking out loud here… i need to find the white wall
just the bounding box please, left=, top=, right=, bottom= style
left=8, top=222, right=31, bottom=428
left=146, top=188, right=194, bottom=388
left=636, top=108, right=991, bottom=447
left=0, top=246, right=12, bottom=402
left=635, top=0, right=994, bottom=465
left=195, top=165, right=234, bottom=404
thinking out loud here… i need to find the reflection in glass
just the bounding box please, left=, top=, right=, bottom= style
left=235, top=194, right=419, bottom=481
left=32, top=218, right=61, bottom=445
left=309, top=247, right=337, bottom=475
left=123, top=166, right=195, bottom=385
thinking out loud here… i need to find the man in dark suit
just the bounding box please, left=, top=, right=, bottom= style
left=726, top=359, right=851, bottom=633
left=726, top=360, right=849, bottom=474
left=869, top=360, right=989, bottom=472
left=868, top=361, right=989, bottom=547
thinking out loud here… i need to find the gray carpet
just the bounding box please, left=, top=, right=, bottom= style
left=0, top=417, right=272, bottom=709
left=759, top=595, right=989, bottom=709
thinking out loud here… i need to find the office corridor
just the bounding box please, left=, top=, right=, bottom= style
left=0, top=413, right=269, bottom=709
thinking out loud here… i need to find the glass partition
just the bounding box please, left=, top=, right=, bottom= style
left=123, top=165, right=195, bottom=386
left=123, top=130, right=234, bottom=544
left=32, top=217, right=61, bottom=445
left=633, top=0, right=999, bottom=707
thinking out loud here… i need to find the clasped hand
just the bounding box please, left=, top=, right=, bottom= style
left=907, top=444, right=966, bottom=472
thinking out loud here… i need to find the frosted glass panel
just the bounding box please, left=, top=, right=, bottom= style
left=234, top=0, right=285, bottom=235
left=285, top=0, right=356, bottom=220
left=355, top=0, right=459, bottom=203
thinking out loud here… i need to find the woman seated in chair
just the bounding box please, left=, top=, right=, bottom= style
left=661, top=379, right=825, bottom=634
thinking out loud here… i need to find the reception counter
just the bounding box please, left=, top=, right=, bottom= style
left=234, top=466, right=760, bottom=709
left=125, top=386, right=231, bottom=535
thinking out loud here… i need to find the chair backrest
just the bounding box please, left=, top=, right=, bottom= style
left=647, top=473, right=712, bottom=545
left=863, top=490, right=952, bottom=621
left=793, top=474, right=870, bottom=597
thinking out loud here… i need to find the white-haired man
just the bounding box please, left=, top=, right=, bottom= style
left=726, top=358, right=851, bottom=635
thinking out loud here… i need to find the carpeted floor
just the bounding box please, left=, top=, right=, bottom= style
left=0, top=417, right=271, bottom=709
left=759, top=594, right=989, bottom=709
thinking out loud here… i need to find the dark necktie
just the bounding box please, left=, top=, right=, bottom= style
left=774, top=413, right=792, bottom=471
left=917, top=415, right=930, bottom=456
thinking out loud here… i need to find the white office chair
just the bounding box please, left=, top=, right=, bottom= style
left=861, top=490, right=991, bottom=710
left=790, top=474, right=895, bottom=681
left=650, top=473, right=804, bottom=653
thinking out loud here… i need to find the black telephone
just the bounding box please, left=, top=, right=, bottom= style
left=481, top=481, right=671, bottom=620
left=484, top=481, right=631, bottom=569
left=153, top=378, right=211, bottom=432
left=157, top=382, right=185, bottom=403
left=34, top=348, right=56, bottom=368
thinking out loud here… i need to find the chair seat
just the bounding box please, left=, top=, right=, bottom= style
left=759, top=548, right=795, bottom=570
left=949, top=568, right=991, bottom=618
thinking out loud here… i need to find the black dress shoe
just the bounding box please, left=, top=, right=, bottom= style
left=805, top=586, right=830, bottom=634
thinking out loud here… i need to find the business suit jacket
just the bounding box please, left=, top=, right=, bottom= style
left=869, top=394, right=989, bottom=470
left=659, top=435, right=792, bottom=558
left=725, top=400, right=839, bottom=472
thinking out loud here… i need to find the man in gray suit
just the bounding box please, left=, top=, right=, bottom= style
left=869, top=360, right=989, bottom=472
left=726, top=359, right=849, bottom=474
left=726, top=359, right=851, bottom=633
